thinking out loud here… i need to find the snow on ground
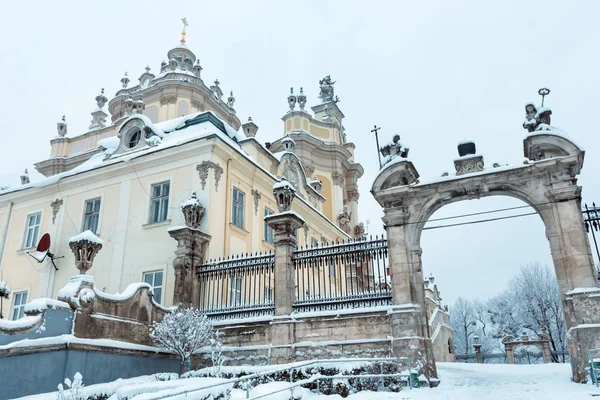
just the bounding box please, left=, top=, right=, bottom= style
left=346, top=363, right=600, bottom=400
left=15, top=362, right=600, bottom=400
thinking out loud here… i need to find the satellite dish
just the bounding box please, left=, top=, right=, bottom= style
left=26, top=233, right=59, bottom=270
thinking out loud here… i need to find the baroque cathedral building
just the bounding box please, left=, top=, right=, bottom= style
left=0, top=31, right=364, bottom=315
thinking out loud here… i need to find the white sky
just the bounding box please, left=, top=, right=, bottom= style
left=0, top=1, right=598, bottom=305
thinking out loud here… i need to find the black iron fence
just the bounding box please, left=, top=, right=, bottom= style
left=292, top=236, right=391, bottom=313
left=455, top=351, right=569, bottom=364
left=583, top=203, right=600, bottom=272
left=197, top=252, right=275, bottom=320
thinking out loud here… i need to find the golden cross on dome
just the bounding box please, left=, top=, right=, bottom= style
left=180, top=18, right=189, bottom=44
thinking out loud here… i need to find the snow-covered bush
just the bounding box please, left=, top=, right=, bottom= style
left=211, top=330, right=224, bottom=378
left=57, top=372, right=84, bottom=400
left=150, top=306, right=213, bottom=376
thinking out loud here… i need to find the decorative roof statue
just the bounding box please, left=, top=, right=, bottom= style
left=379, top=134, right=409, bottom=166
left=288, top=87, right=297, bottom=111
left=337, top=205, right=352, bottom=234
left=523, top=88, right=553, bottom=132
left=318, top=75, right=339, bottom=103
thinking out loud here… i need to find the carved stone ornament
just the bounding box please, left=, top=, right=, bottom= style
left=51, top=198, right=63, bottom=224
left=455, top=155, right=485, bottom=175
left=181, top=192, right=205, bottom=229
left=160, top=95, right=177, bottom=105
left=191, top=99, right=204, bottom=111
left=302, top=162, right=315, bottom=176
left=273, top=178, right=296, bottom=212
left=69, top=231, right=103, bottom=275
left=332, top=171, right=344, bottom=186
left=303, top=223, right=309, bottom=243
left=337, top=206, right=352, bottom=234
left=196, top=161, right=224, bottom=191
left=347, top=189, right=360, bottom=202
left=252, top=189, right=261, bottom=215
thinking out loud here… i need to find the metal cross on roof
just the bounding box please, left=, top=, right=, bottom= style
left=371, top=125, right=382, bottom=168
left=538, top=88, right=550, bottom=107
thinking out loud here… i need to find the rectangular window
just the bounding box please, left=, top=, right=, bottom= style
left=232, top=188, right=245, bottom=229
left=329, top=261, right=336, bottom=279
left=143, top=271, right=164, bottom=304
left=264, top=286, right=273, bottom=303
left=24, top=213, right=41, bottom=249
left=264, top=208, right=274, bottom=243
left=150, top=182, right=170, bottom=223
left=229, top=276, right=242, bottom=305
left=311, top=237, right=319, bottom=248
left=82, top=198, right=101, bottom=234
left=11, top=291, right=28, bottom=320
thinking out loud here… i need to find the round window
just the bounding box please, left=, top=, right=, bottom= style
left=128, top=129, right=141, bottom=148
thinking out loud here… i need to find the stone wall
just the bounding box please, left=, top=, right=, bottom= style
left=0, top=344, right=179, bottom=400
left=195, top=309, right=397, bottom=368
left=429, top=309, right=455, bottom=362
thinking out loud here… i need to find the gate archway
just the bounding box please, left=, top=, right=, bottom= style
left=372, top=130, right=599, bottom=383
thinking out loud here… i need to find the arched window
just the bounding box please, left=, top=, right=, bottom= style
left=128, top=129, right=141, bottom=148
left=448, top=338, right=454, bottom=354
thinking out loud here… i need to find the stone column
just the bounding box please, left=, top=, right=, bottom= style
left=473, top=336, right=483, bottom=364
left=545, top=189, right=597, bottom=294
left=168, top=193, right=211, bottom=307
left=168, top=227, right=210, bottom=306
left=265, top=179, right=305, bottom=316
left=265, top=212, right=304, bottom=316
left=264, top=180, right=304, bottom=363
left=544, top=188, right=600, bottom=382
left=382, top=207, right=437, bottom=380
left=505, top=346, right=515, bottom=364
left=541, top=342, right=552, bottom=363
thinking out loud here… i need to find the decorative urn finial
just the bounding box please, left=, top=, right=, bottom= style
left=121, top=72, right=130, bottom=89
left=227, top=91, right=235, bottom=108
left=273, top=178, right=295, bottom=212
left=95, top=88, right=108, bottom=109
left=297, top=87, right=307, bottom=110
left=181, top=192, right=205, bottom=229
left=288, top=87, right=297, bottom=111
left=57, top=115, right=67, bottom=137
left=69, top=230, right=103, bottom=275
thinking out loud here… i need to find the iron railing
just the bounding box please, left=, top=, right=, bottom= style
left=197, top=252, right=275, bottom=320
left=292, top=236, right=391, bottom=313
left=583, top=204, right=600, bottom=273
left=590, top=348, right=600, bottom=387
left=155, top=357, right=414, bottom=400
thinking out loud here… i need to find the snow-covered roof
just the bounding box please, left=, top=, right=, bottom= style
left=0, top=111, right=246, bottom=197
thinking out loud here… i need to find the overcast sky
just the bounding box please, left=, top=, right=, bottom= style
left=1, top=1, right=598, bottom=305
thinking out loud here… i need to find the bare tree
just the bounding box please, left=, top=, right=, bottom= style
left=150, top=307, right=213, bottom=375
left=450, top=297, right=477, bottom=354
left=487, top=263, right=567, bottom=362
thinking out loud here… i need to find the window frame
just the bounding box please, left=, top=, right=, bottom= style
left=148, top=181, right=171, bottom=224
left=231, top=187, right=245, bottom=229
left=23, top=211, right=42, bottom=249
left=143, top=270, right=164, bottom=304
left=11, top=290, right=28, bottom=320
left=263, top=207, right=274, bottom=244
left=82, top=197, right=102, bottom=234
left=229, top=276, right=243, bottom=306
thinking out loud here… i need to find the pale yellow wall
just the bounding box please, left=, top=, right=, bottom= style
left=316, top=174, right=333, bottom=221
left=0, top=135, right=346, bottom=314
